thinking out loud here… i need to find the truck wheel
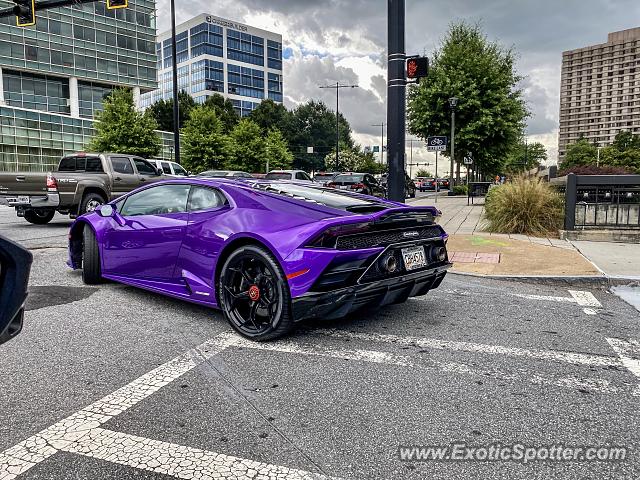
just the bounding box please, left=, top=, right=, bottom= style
left=82, top=227, right=102, bottom=285
left=79, top=193, right=105, bottom=216
left=23, top=209, right=55, bottom=225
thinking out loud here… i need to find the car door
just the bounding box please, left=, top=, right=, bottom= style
left=132, top=157, right=162, bottom=185
left=174, top=185, right=229, bottom=297
left=101, top=184, right=191, bottom=280
left=365, top=175, right=382, bottom=196
left=295, top=171, right=312, bottom=182
left=109, top=156, right=139, bottom=199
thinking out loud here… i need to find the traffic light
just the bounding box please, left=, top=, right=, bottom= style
left=106, top=0, right=128, bottom=9
left=406, top=56, right=429, bottom=80
left=13, top=0, right=35, bottom=27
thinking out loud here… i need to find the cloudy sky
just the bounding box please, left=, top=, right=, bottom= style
left=156, top=0, right=640, bottom=170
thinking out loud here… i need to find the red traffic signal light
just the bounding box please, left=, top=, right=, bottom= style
left=106, top=0, right=128, bottom=9
left=406, top=56, right=429, bottom=80
left=13, top=0, right=35, bottom=27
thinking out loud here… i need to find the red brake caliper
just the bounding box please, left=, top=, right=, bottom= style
left=248, top=285, right=260, bottom=302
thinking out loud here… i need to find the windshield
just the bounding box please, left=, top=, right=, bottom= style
left=265, top=172, right=292, bottom=180
left=198, top=171, right=229, bottom=177
left=314, top=174, right=335, bottom=181
left=333, top=174, right=365, bottom=183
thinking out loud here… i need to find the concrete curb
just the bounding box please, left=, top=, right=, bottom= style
left=448, top=270, right=640, bottom=288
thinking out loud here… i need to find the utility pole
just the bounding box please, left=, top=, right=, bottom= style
left=371, top=122, right=386, bottom=165
left=448, top=97, right=458, bottom=196
left=170, top=0, right=180, bottom=163
left=387, top=0, right=406, bottom=202
left=319, top=82, right=358, bottom=171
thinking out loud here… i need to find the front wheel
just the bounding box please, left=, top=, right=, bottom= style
left=23, top=209, right=55, bottom=224
left=82, top=227, right=102, bottom=284
left=218, top=245, right=294, bottom=341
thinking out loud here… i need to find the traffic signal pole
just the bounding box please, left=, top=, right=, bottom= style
left=387, top=0, right=406, bottom=203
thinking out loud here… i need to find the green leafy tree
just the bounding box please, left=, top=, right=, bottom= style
left=249, top=99, right=292, bottom=137
left=407, top=22, right=528, bottom=177
left=504, top=141, right=547, bottom=173
left=203, top=94, right=241, bottom=133
left=288, top=100, right=355, bottom=172
left=415, top=169, right=433, bottom=177
left=265, top=129, right=293, bottom=170
left=147, top=90, right=197, bottom=132
left=323, top=147, right=384, bottom=174
left=88, top=88, right=160, bottom=158
left=562, top=138, right=597, bottom=169
left=181, top=106, right=229, bottom=173
left=227, top=119, right=266, bottom=173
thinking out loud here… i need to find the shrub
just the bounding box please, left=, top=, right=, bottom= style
left=452, top=184, right=468, bottom=195
left=484, top=176, right=564, bottom=235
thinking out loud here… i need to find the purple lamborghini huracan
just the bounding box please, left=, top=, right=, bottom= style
left=68, top=179, right=451, bottom=340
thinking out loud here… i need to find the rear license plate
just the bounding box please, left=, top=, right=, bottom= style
left=401, top=245, right=426, bottom=271
left=338, top=185, right=349, bottom=190
left=17, top=196, right=30, bottom=204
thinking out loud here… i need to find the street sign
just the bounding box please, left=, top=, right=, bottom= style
left=463, top=156, right=473, bottom=165
left=372, top=146, right=380, bottom=153
left=426, top=136, right=447, bottom=151
left=307, top=146, right=314, bottom=154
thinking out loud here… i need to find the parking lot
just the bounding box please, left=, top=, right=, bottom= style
left=1, top=206, right=639, bottom=479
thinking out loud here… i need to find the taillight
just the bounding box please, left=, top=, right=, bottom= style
left=306, top=222, right=370, bottom=248
left=46, top=174, right=58, bottom=191
left=350, top=183, right=365, bottom=190
left=326, top=182, right=336, bottom=188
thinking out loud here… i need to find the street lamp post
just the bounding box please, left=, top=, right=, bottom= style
left=319, top=82, right=358, bottom=171
left=448, top=97, right=458, bottom=196
left=372, top=122, right=386, bottom=165
left=170, top=0, right=180, bottom=164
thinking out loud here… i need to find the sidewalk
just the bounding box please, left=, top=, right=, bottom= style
left=412, top=195, right=638, bottom=280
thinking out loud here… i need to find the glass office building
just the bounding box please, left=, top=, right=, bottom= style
left=140, top=14, right=283, bottom=118
left=0, top=0, right=162, bottom=172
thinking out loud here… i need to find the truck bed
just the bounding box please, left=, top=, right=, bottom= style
left=0, top=172, right=48, bottom=197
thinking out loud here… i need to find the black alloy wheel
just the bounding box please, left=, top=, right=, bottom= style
left=219, top=245, right=294, bottom=341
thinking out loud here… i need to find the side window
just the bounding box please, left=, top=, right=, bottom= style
left=120, top=184, right=191, bottom=217
left=85, top=157, right=104, bottom=173
left=161, top=162, right=172, bottom=174
left=133, top=158, right=159, bottom=176
left=111, top=157, right=134, bottom=175
left=58, top=157, right=76, bottom=172
left=188, top=186, right=226, bottom=212
left=296, top=172, right=311, bottom=181
left=302, top=172, right=312, bottom=181
left=172, top=163, right=187, bottom=176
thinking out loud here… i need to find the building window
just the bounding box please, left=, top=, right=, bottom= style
left=267, top=39, right=282, bottom=70
left=231, top=99, right=259, bottom=117
left=2, top=70, right=70, bottom=115
left=268, top=72, right=283, bottom=102
left=190, top=23, right=223, bottom=58
left=78, top=82, right=114, bottom=119
left=227, top=30, right=264, bottom=66
left=191, top=60, right=224, bottom=94
left=227, top=64, right=264, bottom=99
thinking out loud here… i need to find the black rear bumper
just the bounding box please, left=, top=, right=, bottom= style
left=291, top=264, right=451, bottom=322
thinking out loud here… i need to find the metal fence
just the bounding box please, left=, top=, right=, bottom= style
left=554, top=174, right=640, bottom=230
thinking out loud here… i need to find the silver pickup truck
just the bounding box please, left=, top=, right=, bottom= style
left=0, top=153, right=164, bottom=224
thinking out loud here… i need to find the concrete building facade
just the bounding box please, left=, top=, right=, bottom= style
left=0, top=0, right=166, bottom=172
left=558, top=27, right=640, bottom=162
left=140, top=14, right=283, bottom=118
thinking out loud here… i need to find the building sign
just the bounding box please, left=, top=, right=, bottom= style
left=206, top=16, right=248, bottom=32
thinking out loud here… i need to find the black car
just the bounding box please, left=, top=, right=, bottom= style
left=380, top=174, right=416, bottom=198
left=0, top=236, right=32, bottom=344
left=328, top=173, right=386, bottom=197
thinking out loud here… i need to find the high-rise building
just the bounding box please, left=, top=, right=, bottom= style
left=558, top=27, right=640, bottom=162
left=140, top=14, right=283, bottom=118
left=0, top=0, right=163, bottom=172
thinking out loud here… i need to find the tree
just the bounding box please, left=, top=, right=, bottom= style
left=415, top=169, right=433, bottom=177
left=504, top=141, right=547, bottom=173
left=562, top=138, right=597, bottom=169
left=203, top=94, right=240, bottom=133
left=249, top=99, right=292, bottom=137
left=407, top=22, right=528, bottom=177
left=227, top=119, right=266, bottom=173
left=265, top=129, right=293, bottom=171
left=288, top=100, right=355, bottom=172
left=88, top=88, right=160, bottom=158
left=181, top=106, right=229, bottom=173
left=323, top=147, right=384, bottom=174
left=147, top=90, right=197, bottom=132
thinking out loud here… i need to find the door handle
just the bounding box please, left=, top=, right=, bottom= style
left=114, top=177, right=122, bottom=181
left=139, top=178, right=146, bottom=182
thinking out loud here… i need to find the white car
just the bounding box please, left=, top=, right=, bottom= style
left=265, top=170, right=313, bottom=182
left=149, top=159, right=189, bottom=177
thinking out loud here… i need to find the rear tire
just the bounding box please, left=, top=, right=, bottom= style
left=79, top=192, right=105, bottom=216
left=218, top=245, right=294, bottom=341
left=82, top=227, right=102, bottom=284
left=23, top=209, right=55, bottom=225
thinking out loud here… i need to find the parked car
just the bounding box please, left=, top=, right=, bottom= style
left=313, top=172, right=340, bottom=186
left=68, top=178, right=450, bottom=341
left=418, top=177, right=436, bottom=192
left=437, top=178, right=451, bottom=190
left=0, top=153, right=163, bottom=224
left=149, top=159, right=189, bottom=177
left=0, top=236, right=32, bottom=345
left=197, top=170, right=254, bottom=178
left=380, top=173, right=416, bottom=198
left=265, top=170, right=313, bottom=182
left=327, top=173, right=386, bottom=197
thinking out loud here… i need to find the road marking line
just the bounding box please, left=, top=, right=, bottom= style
left=60, top=427, right=333, bottom=480
left=225, top=334, right=620, bottom=395
left=569, top=290, right=602, bottom=308
left=308, top=329, right=620, bottom=368
left=512, top=293, right=577, bottom=304
left=607, top=338, right=640, bottom=397
left=583, top=308, right=598, bottom=315
left=0, top=335, right=235, bottom=480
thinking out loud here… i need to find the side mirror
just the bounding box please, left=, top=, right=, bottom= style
left=96, top=204, right=115, bottom=217
left=157, top=168, right=164, bottom=176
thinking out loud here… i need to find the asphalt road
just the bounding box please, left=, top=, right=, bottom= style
left=1, top=206, right=639, bottom=479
